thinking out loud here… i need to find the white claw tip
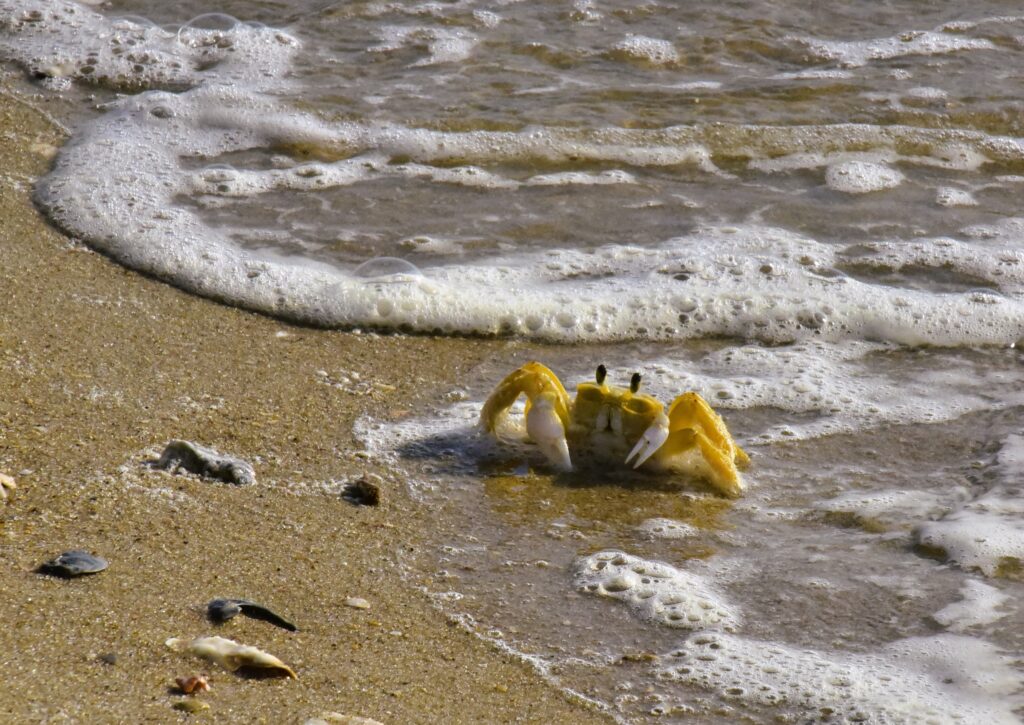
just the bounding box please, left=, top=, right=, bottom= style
left=626, top=414, right=670, bottom=469
left=526, top=395, right=572, bottom=471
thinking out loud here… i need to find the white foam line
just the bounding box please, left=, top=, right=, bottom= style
left=15, top=3, right=1024, bottom=346
left=36, top=91, right=1024, bottom=344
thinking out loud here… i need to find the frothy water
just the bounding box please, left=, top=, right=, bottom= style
left=4, top=0, right=1024, bottom=720
left=357, top=345, right=1024, bottom=721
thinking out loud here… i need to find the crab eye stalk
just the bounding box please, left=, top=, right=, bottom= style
left=596, top=365, right=607, bottom=385
left=630, top=372, right=642, bottom=393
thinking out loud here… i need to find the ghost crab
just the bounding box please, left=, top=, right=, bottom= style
left=480, top=362, right=750, bottom=498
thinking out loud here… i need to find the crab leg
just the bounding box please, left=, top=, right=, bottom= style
left=526, top=392, right=572, bottom=471
left=480, top=362, right=571, bottom=433
left=691, top=431, right=744, bottom=498
left=657, top=428, right=744, bottom=498
left=667, top=392, right=749, bottom=468
left=625, top=412, right=670, bottom=468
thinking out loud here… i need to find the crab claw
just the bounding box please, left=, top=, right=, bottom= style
left=625, top=412, right=670, bottom=469
left=526, top=393, right=572, bottom=471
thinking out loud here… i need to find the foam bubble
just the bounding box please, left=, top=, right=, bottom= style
left=0, top=0, right=299, bottom=91
left=608, top=35, right=680, bottom=66
left=574, top=551, right=739, bottom=630
left=524, top=170, right=636, bottom=186
left=188, top=156, right=635, bottom=195
left=751, top=150, right=896, bottom=174
left=915, top=434, right=1024, bottom=577
left=916, top=498, right=1024, bottom=577
left=370, top=25, right=479, bottom=66
left=933, top=580, right=1011, bottom=632
left=661, top=633, right=1021, bottom=722
left=353, top=257, right=423, bottom=280
left=905, top=86, right=950, bottom=103
left=398, top=235, right=463, bottom=254
left=796, top=29, right=996, bottom=67
left=637, top=518, right=699, bottom=540
left=845, top=237, right=1024, bottom=295
left=818, top=489, right=951, bottom=525
left=825, top=160, right=904, bottom=194
left=749, top=135, right=994, bottom=174
left=771, top=69, right=854, bottom=80
left=962, top=216, right=1024, bottom=243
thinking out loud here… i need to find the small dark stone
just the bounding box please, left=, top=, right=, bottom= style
left=343, top=476, right=380, bottom=507
left=97, top=652, right=118, bottom=666
left=38, top=550, right=108, bottom=578
left=154, top=440, right=256, bottom=486
left=207, top=597, right=297, bottom=632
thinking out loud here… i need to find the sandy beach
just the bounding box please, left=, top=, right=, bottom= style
left=5, top=1, right=1024, bottom=720
left=0, top=78, right=608, bottom=723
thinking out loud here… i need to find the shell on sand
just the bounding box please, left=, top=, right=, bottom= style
left=166, top=636, right=297, bottom=678
left=305, top=714, right=384, bottom=725
left=0, top=472, right=15, bottom=502
left=38, top=550, right=109, bottom=577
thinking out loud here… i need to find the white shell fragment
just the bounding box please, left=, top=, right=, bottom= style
left=155, top=440, right=257, bottom=486
left=304, top=714, right=384, bottom=725
left=659, top=633, right=1021, bottom=723
left=0, top=472, right=15, bottom=502
left=166, top=635, right=297, bottom=678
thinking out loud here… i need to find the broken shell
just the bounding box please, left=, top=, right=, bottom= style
left=166, top=636, right=297, bottom=678
left=207, top=598, right=297, bottom=632
left=175, top=675, right=210, bottom=695
left=0, top=472, right=15, bottom=502
left=154, top=440, right=256, bottom=486
left=305, top=714, right=384, bottom=725
left=38, top=550, right=108, bottom=578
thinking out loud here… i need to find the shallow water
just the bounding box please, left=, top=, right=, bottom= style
left=3, top=0, right=1024, bottom=720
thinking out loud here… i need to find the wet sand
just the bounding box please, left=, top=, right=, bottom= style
left=0, top=80, right=608, bottom=723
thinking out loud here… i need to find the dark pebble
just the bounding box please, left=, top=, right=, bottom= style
left=38, top=550, right=108, bottom=578
left=343, top=476, right=380, bottom=506
left=207, top=598, right=297, bottom=632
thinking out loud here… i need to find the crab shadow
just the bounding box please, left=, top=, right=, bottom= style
left=392, top=425, right=724, bottom=497
left=549, top=465, right=720, bottom=495
left=392, top=425, right=481, bottom=463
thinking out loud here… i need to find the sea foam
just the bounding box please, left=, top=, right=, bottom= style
left=574, top=550, right=739, bottom=630
left=916, top=501, right=1024, bottom=577
left=915, top=434, right=1024, bottom=577
left=8, top=0, right=1024, bottom=347
left=660, top=633, right=1021, bottom=723
left=33, top=85, right=1024, bottom=345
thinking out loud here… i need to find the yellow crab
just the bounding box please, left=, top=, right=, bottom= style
left=480, top=362, right=750, bottom=498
